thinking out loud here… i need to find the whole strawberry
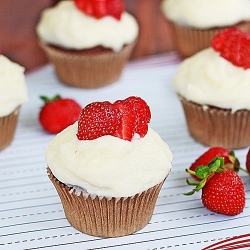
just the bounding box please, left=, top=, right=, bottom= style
left=246, top=148, right=250, bottom=174
left=39, top=95, right=82, bottom=134
left=74, top=0, right=124, bottom=20
left=76, top=96, right=151, bottom=141
left=189, top=147, right=239, bottom=181
left=185, top=157, right=245, bottom=216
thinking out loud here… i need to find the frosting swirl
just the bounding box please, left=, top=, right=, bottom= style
left=161, top=0, right=250, bottom=29
left=45, top=123, right=173, bottom=197
left=0, top=55, right=28, bottom=117
left=36, top=1, right=139, bottom=52
left=172, top=48, right=250, bottom=112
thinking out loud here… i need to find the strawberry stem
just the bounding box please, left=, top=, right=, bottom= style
left=184, top=157, right=225, bottom=196
left=40, top=95, right=61, bottom=104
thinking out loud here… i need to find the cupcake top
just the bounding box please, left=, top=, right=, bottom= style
left=172, top=28, right=250, bottom=112
left=45, top=97, right=173, bottom=198
left=161, top=0, right=250, bottom=29
left=0, top=54, right=28, bottom=117
left=36, top=0, right=139, bottom=52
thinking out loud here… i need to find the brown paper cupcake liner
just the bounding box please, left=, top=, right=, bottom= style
left=169, top=21, right=250, bottom=57
left=179, top=96, right=250, bottom=149
left=47, top=167, right=166, bottom=238
left=0, top=107, right=20, bottom=151
left=40, top=42, right=136, bottom=89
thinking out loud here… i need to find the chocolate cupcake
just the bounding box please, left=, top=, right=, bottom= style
left=161, top=0, right=250, bottom=57
left=45, top=96, right=173, bottom=237
left=36, top=0, right=139, bottom=88
left=172, top=28, right=250, bottom=149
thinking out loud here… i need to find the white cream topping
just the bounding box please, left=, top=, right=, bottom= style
left=45, top=123, right=173, bottom=198
left=172, top=48, right=250, bottom=112
left=161, top=0, right=250, bottom=29
left=36, top=1, right=139, bottom=52
left=0, top=55, right=28, bottom=117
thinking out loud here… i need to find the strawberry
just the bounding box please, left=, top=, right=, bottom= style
left=185, top=157, right=245, bottom=216
left=106, top=0, right=125, bottom=20
left=76, top=101, right=121, bottom=140
left=245, top=148, right=250, bottom=174
left=113, top=96, right=151, bottom=140
left=39, top=95, right=82, bottom=134
left=113, top=99, right=136, bottom=141
left=74, top=0, right=124, bottom=20
left=189, top=147, right=239, bottom=181
left=211, top=28, right=250, bottom=69
left=76, top=96, right=151, bottom=141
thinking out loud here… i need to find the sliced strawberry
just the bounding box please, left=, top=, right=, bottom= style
left=106, top=0, right=124, bottom=20
left=93, top=0, right=108, bottom=19
left=76, top=96, right=151, bottom=141
left=211, top=28, right=250, bottom=69
left=75, top=0, right=93, bottom=15
left=74, top=0, right=124, bottom=20
left=124, top=96, right=151, bottom=137
left=246, top=148, right=250, bottom=174
left=76, top=101, right=121, bottom=140
left=113, top=99, right=136, bottom=141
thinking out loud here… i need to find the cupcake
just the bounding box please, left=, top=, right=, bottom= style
left=161, top=0, right=250, bottom=57
left=172, top=28, right=250, bottom=149
left=36, top=0, right=139, bottom=89
left=0, top=54, right=28, bottom=151
left=45, top=96, right=173, bottom=237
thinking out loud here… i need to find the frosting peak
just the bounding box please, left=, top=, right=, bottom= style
left=172, top=48, right=250, bottom=112
left=36, top=1, right=139, bottom=52
left=162, top=0, right=250, bottom=29
left=0, top=55, right=28, bottom=117
left=45, top=123, right=172, bottom=197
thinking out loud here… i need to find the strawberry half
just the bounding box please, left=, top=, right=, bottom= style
left=185, top=157, right=245, bottom=216
left=74, top=0, right=124, bottom=20
left=106, top=0, right=125, bottom=20
left=76, top=96, right=151, bottom=141
left=39, top=95, right=82, bottom=134
left=211, top=28, right=250, bottom=69
left=189, top=147, right=239, bottom=181
left=113, top=96, right=151, bottom=140
left=76, top=101, right=121, bottom=140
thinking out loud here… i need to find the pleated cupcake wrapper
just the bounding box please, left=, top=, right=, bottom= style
left=169, top=21, right=250, bottom=58
left=40, top=42, right=136, bottom=89
left=0, top=107, right=20, bottom=151
left=47, top=167, right=166, bottom=238
left=179, top=96, right=250, bottom=149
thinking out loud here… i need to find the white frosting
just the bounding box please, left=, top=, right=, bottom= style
left=36, top=1, right=139, bottom=52
left=172, top=48, right=250, bottom=112
left=161, top=0, right=250, bottom=29
left=0, top=55, right=28, bottom=117
left=45, top=123, right=173, bottom=198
